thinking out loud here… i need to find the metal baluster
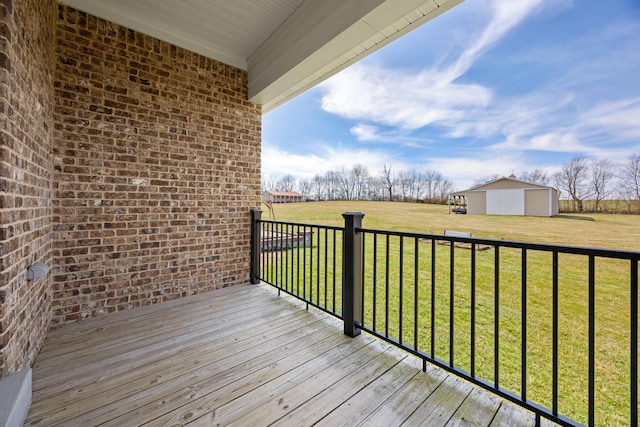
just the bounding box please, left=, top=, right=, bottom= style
left=373, top=233, right=378, bottom=332
left=588, top=255, right=595, bottom=426
left=522, top=248, right=528, bottom=403
left=431, top=238, right=436, bottom=358
left=333, top=229, right=337, bottom=313
left=414, top=237, right=419, bottom=353
left=471, top=242, right=476, bottom=377
left=324, top=228, right=328, bottom=309
left=552, top=251, right=559, bottom=416
left=631, top=259, right=638, bottom=427
left=399, top=235, right=404, bottom=344
left=494, top=245, right=500, bottom=389
left=385, top=234, right=390, bottom=338
left=450, top=240, right=455, bottom=368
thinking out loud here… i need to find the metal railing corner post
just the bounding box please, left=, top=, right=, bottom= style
left=342, top=211, right=365, bottom=337
left=250, top=209, right=262, bottom=284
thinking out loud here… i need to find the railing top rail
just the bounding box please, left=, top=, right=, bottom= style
left=357, top=227, right=640, bottom=260
left=258, top=218, right=344, bottom=231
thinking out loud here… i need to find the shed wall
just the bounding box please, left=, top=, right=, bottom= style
left=466, top=192, right=486, bottom=215
left=552, top=189, right=559, bottom=216
left=525, top=189, right=553, bottom=216
left=454, top=179, right=558, bottom=217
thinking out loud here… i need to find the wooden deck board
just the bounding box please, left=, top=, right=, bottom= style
left=35, top=286, right=265, bottom=359
left=446, top=387, right=503, bottom=426
left=27, top=283, right=543, bottom=426
left=34, top=298, right=282, bottom=377
left=309, top=354, right=418, bottom=426
left=218, top=341, right=400, bottom=427
left=401, top=374, right=474, bottom=426
left=29, top=314, right=332, bottom=423
left=358, top=362, right=449, bottom=426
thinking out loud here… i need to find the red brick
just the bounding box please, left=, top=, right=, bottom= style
left=1, top=1, right=260, bottom=376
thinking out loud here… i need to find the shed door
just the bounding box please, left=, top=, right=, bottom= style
left=486, top=189, right=525, bottom=215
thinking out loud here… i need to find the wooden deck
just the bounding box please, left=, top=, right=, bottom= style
left=27, top=283, right=543, bottom=426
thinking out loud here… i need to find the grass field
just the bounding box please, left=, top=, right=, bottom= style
left=266, top=200, right=640, bottom=251
left=261, top=201, right=639, bottom=426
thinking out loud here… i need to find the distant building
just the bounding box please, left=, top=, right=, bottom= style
left=262, top=190, right=304, bottom=204
left=450, top=177, right=559, bottom=217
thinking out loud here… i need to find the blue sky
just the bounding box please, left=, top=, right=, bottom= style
left=262, top=0, right=640, bottom=190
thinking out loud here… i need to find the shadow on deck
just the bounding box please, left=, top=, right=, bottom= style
left=26, top=283, right=547, bottom=426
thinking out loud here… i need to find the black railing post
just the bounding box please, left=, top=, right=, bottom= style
left=342, top=212, right=364, bottom=337
left=250, top=209, right=262, bottom=284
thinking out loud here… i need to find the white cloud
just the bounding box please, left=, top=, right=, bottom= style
left=424, top=154, right=527, bottom=190
left=349, top=124, right=434, bottom=148
left=447, top=91, right=576, bottom=142
left=261, top=143, right=409, bottom=180
left=442, top=0, right=550, bottom=82
left=581, top=98, right=640, bottom=139
left=319, top=0, right=558, bottom=134
left=350, top=124, right=381, bottom=142
left=320, top=65, right=491, bottom=131
left=485, top=96, right=640, bottom=161
left=527, top=132, right=583, bottom=152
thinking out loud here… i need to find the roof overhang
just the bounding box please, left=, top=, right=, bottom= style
left=59, top=0, right=463, bottom=113
left=452, top=177, right=557, bottom=195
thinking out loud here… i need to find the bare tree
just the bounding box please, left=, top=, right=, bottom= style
left=590, top=159, right=615, bottom=212
left=297, top=178, right=312, bottom=200
left=618, top=153, right=640, bottom=214
left=265, top=165, right=456, bottom=205
left=553, top=155, right=592, bottom=212
left=262, top=174, right=279, bottom=192
left=311, top=174, right=327, bottom=201
left=325, top=170, right=340, bottom=200
left=412, top=172, right=426, bottom=201
left=367, top=176, right=386, bottom=200
left=380, top=164, right=397, bottom=201
left=520, top=169, right=550, bottom=185
left=434, top=178, right=455, bottom=204
left=278, top=174, right=297, bottom=192
left=336, top=166, right=354, bottom=200
left=350, top=164, right=370, bottom=201
left=422, top=169, right=444, bottom=203
left=397, top=169, right=417, bottom=201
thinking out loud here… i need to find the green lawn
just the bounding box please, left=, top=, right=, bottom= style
left=266, top=200, right=640, bottom=251
left=260, top=201, right=639, bottom=426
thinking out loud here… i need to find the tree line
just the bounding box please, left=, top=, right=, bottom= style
left=474, top=153, right=640, bottom=213
left=552, top=153, right=640, bottom=213
left=262, top=164, right=455, bottom=204
left=263, top=153, right=640, bottom=213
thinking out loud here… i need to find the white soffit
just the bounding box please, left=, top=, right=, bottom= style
left=59, top=0, right=304, bottom=70
left=59, top=0, right=464, bottom=113
left=250, top=0, right=464, bottom=112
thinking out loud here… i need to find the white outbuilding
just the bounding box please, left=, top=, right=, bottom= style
left=450, top=177, right=559, bottom=217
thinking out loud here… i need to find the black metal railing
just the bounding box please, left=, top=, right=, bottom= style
left=250, top=210, right=639, bottom=427
left=252, top=210, right=343, bottom=319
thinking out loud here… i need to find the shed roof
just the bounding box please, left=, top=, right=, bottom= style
left=451, top=177, right=555, bottom=195
left=263, top=190, right=303, bottom=197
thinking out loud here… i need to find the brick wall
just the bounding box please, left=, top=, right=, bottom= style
left=52, top=6, right=262, bottom=324
left=0, top=0, right=56, bottom=375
